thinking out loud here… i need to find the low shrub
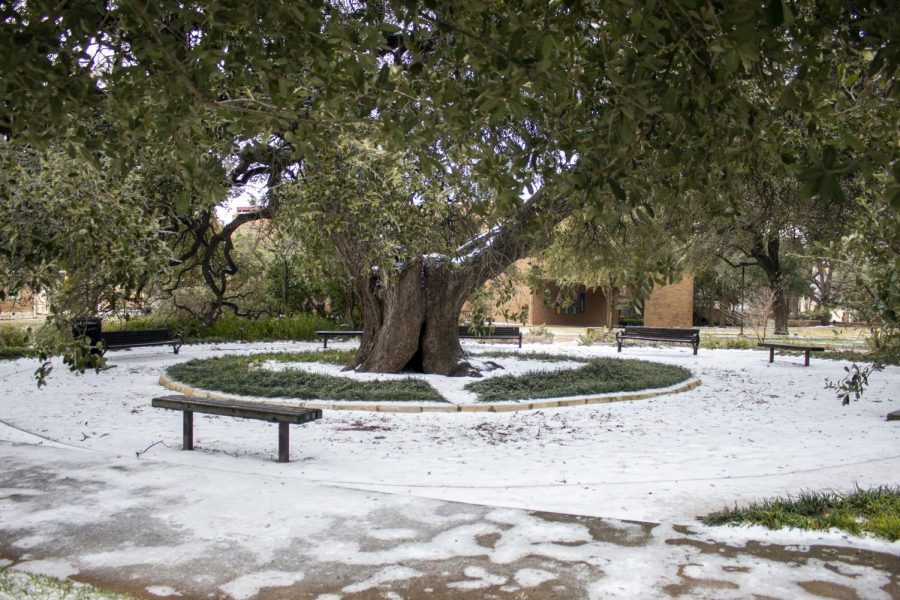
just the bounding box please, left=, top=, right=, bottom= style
left=578, top=327, right=617, bottom=346
left=104, top=313, right=334, bottom=343
left=0, top=346, right=33, bottom=360
left=524, top=324, right=555, bottom=343
left=466, top=357, right=692, bottom=402
left=0, top=323, right=30, bottom=347
left=699, top=336, right=757, bottom=350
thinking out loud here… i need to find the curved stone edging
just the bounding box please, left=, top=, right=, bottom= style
left=158, top=372, right=702, bottom=413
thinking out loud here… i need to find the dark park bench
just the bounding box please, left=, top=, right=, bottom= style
left=152, top=395, right=322, bottom=462
left=757, top=342, right=824, bottom=367
left=316, top=329, right=363, bottom=348
left=616, top=326, right=700, bottom=355
left=458, top=325, right=523, bottom=348
left=99, top=329, right=182, bottom=354
left=317, top=325, right=523, bottom=348
left=72, top=319, right=182, bottom=355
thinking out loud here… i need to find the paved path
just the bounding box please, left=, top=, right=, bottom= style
left=1, top=436, right=897, bottom=599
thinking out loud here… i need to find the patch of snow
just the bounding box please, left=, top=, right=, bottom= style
left=219, top=570, right=305, bottom=600
left=146, top=585, right=182, bottom=597
left=514, top=568, right=557, bottom=588
left=341, top=566, right=423, bottom=593
left=447, top=566, right=507, bottom=589
left=12, top=559, right=78, bottom=579
left=367, top=528, right=419, bottom=541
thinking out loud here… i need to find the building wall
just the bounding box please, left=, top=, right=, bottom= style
left=642, top=275, right=694, bottom=327
left=529, top=284, right=613, bottom=327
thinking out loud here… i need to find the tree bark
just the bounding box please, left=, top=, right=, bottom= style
left=751, top=236, right=789, bottom=335
left=332, top=188, right=572, bottom=375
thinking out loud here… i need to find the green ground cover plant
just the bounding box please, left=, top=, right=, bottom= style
left=702, top=486, right=900, bottom=542
left=166, top=355, right=446, bottom=402
left=466, top=358, right=692, bottom=402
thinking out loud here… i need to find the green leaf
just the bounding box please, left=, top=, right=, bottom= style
left=766, top=0, right=784, bottom=26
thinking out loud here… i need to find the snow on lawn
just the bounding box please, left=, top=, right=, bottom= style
left=0, top=339, right=897, bottom=528
left=260, top=354, right=587, bottom=404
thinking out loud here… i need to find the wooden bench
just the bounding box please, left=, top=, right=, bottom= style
left=757, top=342, right=824, bottom=367
left=99, top=329, right=182, bottom=354
left=458, top=325, right=523, bottom=348
left=616, top=326, right=700, bottom=355
left=152, top=395, right=322, bottom=462
left=316, top=330, right=363, bottom=348
left=73, top=319, right=182, bottom=355
left=317, top=326, right=523, bottom=348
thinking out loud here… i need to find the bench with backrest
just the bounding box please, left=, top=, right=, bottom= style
left=458, top=325, right=523, bottom=348
left=73, top=319, right=182, bottom=355
left=316, top=330, right=363, bottom=348
left=99, top=329, right=183, bottom=354
left=317, top=326, right=523, bottom=348
left=152, top=395, right=322, bottom=462
left=616, top=326, right=700, bottom=355
left=757, top=342, right=824, bottom=367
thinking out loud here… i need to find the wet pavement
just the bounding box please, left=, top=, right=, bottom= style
left=1, top=439, right=897, bottom=599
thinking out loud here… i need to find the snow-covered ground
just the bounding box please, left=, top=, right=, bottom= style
left=2, top=340, right=896, bottom=524
left=0, top=340, right=898, bottom=598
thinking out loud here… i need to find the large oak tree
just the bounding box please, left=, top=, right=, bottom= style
left=2, top=1, right=896, bottom=375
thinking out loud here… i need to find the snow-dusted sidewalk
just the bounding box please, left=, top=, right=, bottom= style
left=0, top=341, right=898, bottom=598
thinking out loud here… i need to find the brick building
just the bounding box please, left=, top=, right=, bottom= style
left=494, top=275, right=694, bottom=328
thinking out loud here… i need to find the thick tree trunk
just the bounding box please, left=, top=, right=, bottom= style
left=351, top=257, right=477, bottom=375
left=331, top=187, right=572, bottom=375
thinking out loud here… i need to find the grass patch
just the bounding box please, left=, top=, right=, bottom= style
left=471, top=350, right=592, bottom=363
left=0, top=567, right=136, bottom=599
left=166, top=354, right=446, bottom=402
left=702, top=486, right=900, bottom=542
left=465, top=357, right=692, bottom=402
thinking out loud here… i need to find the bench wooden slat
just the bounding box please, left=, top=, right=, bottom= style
left=458, top=325, right=523, bottom=348
left=616, top=326, right=700, bottom=355
left=152, top=395, right=322, bottom=423
left=152, top=395, right=322, bottom=462
left=757, top=342, right=824, bottom=367
left=315, top=330, right=363, bottom=348
left=99, top=329, right=182, bottom=354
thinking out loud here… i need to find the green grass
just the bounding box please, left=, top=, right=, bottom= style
left=166, top=354, right=446, bottom=402
left=702, top=486, right=900, bottom=541
left=0, top=567, right=136, bottom=599
left=465, top=357, right=693, bottom=402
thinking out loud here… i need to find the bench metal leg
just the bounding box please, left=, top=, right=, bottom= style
left=322, top=336, right=328, bottom=349
left=804, top=350, right=810, bottom=367
left=278, top=422, right=290, bottom=462
left=769, top=347, right=775, bottom=363
left=183, top=411, right=194, bottom=451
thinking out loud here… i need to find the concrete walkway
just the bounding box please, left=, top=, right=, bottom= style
left=1, top=435, right=897, bottom=599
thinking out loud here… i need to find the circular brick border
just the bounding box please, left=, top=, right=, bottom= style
left=159, top=372, right=701, bottom=413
